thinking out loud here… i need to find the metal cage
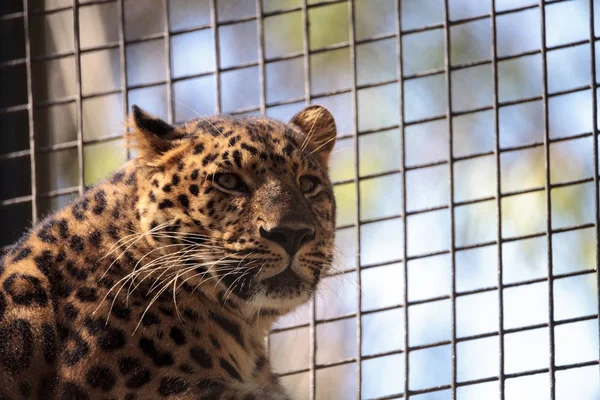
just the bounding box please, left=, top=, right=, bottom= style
left=0, top=0, right=599, bottom=399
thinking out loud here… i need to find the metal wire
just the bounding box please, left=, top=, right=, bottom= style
left=1, top=1, right=599, bottom=399
left=395, top=1, right=410, bottom=398
left=72, top=0, right=84, bottom=195
left=347, top=1, right=363, bottom=398
left=256, top=0, right=266, bottom=117
left=210, top=0, right=222, bottom=114
left=118, top=0, right=130, bottom=160
left=299, top=0, right=317, bottom=397
left=21, top=0, right=37, bottom=224
left=591, top=0, right=600, bottom=378
left=442, top=0, right=458, bottom=397
left=490, top=0, right=506, bottom=397
left=538, top=1, right=557, bottom=398
left=163, top=0, right=174, bottom=124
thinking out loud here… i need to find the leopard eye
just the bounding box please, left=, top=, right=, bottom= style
left=214, top=173, right=248, bottom=193
left=299, top=176, right=320, bottom=196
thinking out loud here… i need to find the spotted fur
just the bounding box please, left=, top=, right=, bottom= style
left=0, top=105, right=337, bottom=399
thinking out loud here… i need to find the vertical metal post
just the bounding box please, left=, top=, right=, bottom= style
left=163, top=0, right=174, bottom=124
left=301, top=1, right=317, bottom=398
left=588, top=0, right=600, bottom=373
left=442, top=0, right=458, bottom=398
left=256, top=0, right=266, bottom=116
left=348, top=1, right=362, bottom=398
left=22, top=0, right=37, bottom=223
left=72, top=0, right=84, bottom=193
left=255, top=0, right=269, bottom=356
left=539, top=1, right=556, bottom=399
left=396, top=0, right=410, bottom=398
left=490, top=0, right=506, bottom=398
left=209, top=0, right=221, bottom=114
left=301, top=0, right=310, bottom=111
left=118, top=0, right=130, bottom=159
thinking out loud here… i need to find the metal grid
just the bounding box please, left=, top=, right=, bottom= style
left=0, top=0, right=599, bottom=399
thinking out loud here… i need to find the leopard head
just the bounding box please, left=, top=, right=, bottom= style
left=128, top=105, right=337, bottom=313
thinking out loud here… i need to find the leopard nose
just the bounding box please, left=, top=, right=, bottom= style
left=259, top=226, right=315, bottom=256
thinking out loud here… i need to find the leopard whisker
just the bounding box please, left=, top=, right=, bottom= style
left=299, top=107, right=325, bottom=154
left=244, top=262, right=268, bottom=326
left=121, top=246, right=214, bottom=298
left=144, top=231, right=223, bottom=244
left=175, top=99, right=225, bottom=139
left=153, top=253, right=239, bottom=295
left=307, top=134, right=337, bottom=157
left=97, top=248, right=220, bottom=320
left=173, top=272, right=184, bottom=324
left=145, top=260, right=239, bottom=295
left=131, top=247, right=202, bottom=298
left=130, top=243, right=196, bottom=274
left=192, top=254, right=242, bottom=290
left=135, top=275, right=178, bottom=333
left=99, top=220, right=178, bottom=280
left=101, top=232, right=140, bottom=260
left=143, top=257, right=239, bottom=296
left=188, top=263, right=241, bottom=294
left=212, top=251, right=256, bottom=295
left=171, top=258, right=242, bottom=292
left=125, top=242, right=226, bottom=289
left=133, top=259, right=239, bottom=333
left=101, top=220, right=171, bottom=258
left=221, top=260, right=259, bottom=305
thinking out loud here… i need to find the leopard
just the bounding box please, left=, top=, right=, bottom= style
left=0, top=104, right=337, bottom=399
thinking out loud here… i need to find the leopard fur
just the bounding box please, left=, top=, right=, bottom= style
left=0, top=105, right=337, bottom=399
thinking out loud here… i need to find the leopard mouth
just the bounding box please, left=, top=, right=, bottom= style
left=214, top=263, right=310, bottom=303
left=261, top=267, right=303, bottom=290
left=258, top=267, right=315, bottom=304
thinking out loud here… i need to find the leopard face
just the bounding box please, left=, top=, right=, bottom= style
left=131, top=105, right=337, bottom=313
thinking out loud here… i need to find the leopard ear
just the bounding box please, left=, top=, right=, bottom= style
left=290, top=105, right=337, bottom=167
left=127, top=105, right=179, bottom=159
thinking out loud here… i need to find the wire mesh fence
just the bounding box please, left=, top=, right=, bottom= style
left=0, top=0, right=599, bottom=399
